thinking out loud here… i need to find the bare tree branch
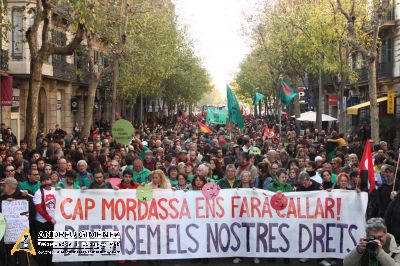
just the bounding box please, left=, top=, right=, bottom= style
left=49, top=23, right=85, bottom=55
left=26, top=0, right=44, bottom=58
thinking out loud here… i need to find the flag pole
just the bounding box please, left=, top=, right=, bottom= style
left=393, top=149, right=400, bottom=191
left=278, top=102, right=282, bottom=140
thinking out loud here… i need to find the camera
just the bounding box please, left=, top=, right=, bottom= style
left=366, top=236, right=378, bottom=250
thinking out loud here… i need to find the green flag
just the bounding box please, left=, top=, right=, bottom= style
left=279, top=78, right=299, bottom=105
left=253, top=92, right=265, bottom=106
left=206, top=108, right=228, bottom=125
left=227, top=85, right=245, bottom=131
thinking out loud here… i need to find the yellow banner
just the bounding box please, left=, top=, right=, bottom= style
left=387, top=90, right=395, bottom=114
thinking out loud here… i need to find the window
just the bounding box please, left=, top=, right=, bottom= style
left=11, top=8, right=24, bottom=59
left=51, top=30, right=67, bottom=63
left=379, top=38, right=393, bottom=63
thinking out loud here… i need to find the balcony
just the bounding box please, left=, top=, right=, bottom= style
left=382, top=7, right=395, bottom=28
left=52, top=59, right=77, bottom=81
left=0, top=49, right=9, bottom=71
left=357, top=61, right=393, bottom=83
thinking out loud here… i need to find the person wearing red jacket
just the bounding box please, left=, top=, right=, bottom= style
left=33, top=175, right=56, bottom=266
left=118, top=169, right=139, bottom=189
left=117, top=169, right=139, bottom=265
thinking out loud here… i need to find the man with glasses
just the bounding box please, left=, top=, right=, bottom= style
left=4, top=155, right=14, bottom=166
left=4, top=165, right=16, bottom=179
left=18, top=169, right=41, bottom=195
left=270, top=163, right=279, bottom=177
left=344, top=218, right=400, bottom=266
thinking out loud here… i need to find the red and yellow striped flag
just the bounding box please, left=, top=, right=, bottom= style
left=198, top=122, right=212, bottom=134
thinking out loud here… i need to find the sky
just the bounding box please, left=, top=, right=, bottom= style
left=174, top=0, right=263, bottom=99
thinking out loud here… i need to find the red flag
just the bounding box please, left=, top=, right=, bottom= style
left=270, top=126, right=276, bottom=142
left=359, top=139, right=376, bottom=193
left=198, top=122, right=212, bottom=134
left=263, top=124, right=270, bottom=141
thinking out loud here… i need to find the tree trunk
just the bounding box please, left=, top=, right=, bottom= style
left=258, top=102, right=262, bottom=118
left=294, top=94, right=301, bottom=128
left=369, top=59, right=379, bottom=143
left=83, top=73, right=100, bottom=137
left=316, top=71, right=323, bottom=131
left=140, top=94, right=144, bottom=123
left=111, top=59, right=119, bottom=124
left=264, top=102, right=267, bottom=116
left=254, top=104, right=257, bottom=117
left=25, top=58, right=44, bottom=149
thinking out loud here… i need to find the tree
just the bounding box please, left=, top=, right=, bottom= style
left=238, top=0, right=358, bottom=131
left=336, top=0, right=391, bottom=143
left=82, top=0, right=132, bottom=137
left=25, top=0, right=88, bottom=148
left=117, top=5, right=211, bottom=119
left=0, top=0, right=11, bottom=43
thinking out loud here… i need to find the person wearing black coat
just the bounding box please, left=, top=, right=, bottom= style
left=377, top=166, right=400, bottom=218
left=385, top=193, right=400, bottom=245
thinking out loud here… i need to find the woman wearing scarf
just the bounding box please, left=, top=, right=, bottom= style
left=267, top=168, right=293, bottom=192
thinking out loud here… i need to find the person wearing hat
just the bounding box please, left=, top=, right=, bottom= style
left=0, top=177, right=36, bottom=266
left=377, top=165, right=400, bottom=217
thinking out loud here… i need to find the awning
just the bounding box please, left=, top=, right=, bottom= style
left=347, top=97, right=388, bottom=115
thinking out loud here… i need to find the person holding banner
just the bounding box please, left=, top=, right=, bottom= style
left=267, top=168, right=293, bottom=192
left=0, top=177, right=35, bottom=266
left=55, top=170, right=81, bottom=189
left=33, top=175, right=56, bottom=266
left=149, top=169, right=171, bottom=189
left=297, top=171, right=322, bottom=191
left=217, top=164, right=240, bottom=189
left=88, top=168, right=118, bottom=190
left=76, top=160, right=93, bottom=188
left=343, top=218, right=400, bottom=266
left=117, top=169, right=139, bottom=189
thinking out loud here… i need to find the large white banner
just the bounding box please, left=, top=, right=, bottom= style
left=52, top=189, right=368, bottom=262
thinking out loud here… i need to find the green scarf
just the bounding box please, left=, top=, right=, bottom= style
left=368, top=235, right=392, bottom=266
left=368, top=250, right=378, bottom=266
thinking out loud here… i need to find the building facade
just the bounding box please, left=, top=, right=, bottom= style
left=0, top=0, right=109, bottom=144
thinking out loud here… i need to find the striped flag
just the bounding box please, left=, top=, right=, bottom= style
left=198, top=122, right=212, bottom=134
left=359, top=139, right=376, bottom=193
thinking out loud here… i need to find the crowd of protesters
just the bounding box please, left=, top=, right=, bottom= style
left=0, top=114, right=399, bottom=266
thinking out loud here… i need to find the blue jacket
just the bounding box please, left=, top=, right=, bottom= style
left=254, top=176, right=273, bottom=190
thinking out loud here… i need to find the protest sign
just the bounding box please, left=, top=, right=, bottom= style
left=2, top=200, right=29, bottom=244
left=53, top=189, right=367, bottom=262
left=111, top=119, right=135, bottom=145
